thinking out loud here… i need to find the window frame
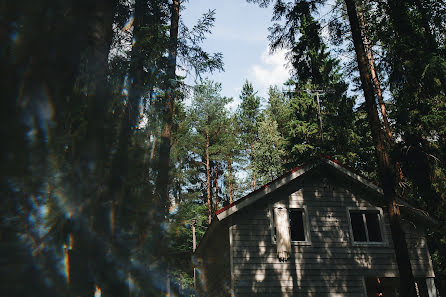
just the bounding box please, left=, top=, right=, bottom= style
left=346, top=207, right=387, bottom=246
left=269, top=203, right=311, bottom=246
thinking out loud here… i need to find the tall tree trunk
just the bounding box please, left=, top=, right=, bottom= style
left=127, top=0, right=146, bottom=130
left=344, top=1, right=417, bottom=296
left=150, top=136, right=157, bottom=161
left=250, top=142, right=256, bottom=190
left=206, top=114, right=212, bottom=224
left=155, top=0, right=180, bottom=212
left=357, top=6, right=393, bottom=142
left=109, top=0, right=147, bottom=238
left=70, top=1, right=129, bottom=297
left=228, top=159, right=234, bottom=204
left=214, top=162, right=219, bottom=211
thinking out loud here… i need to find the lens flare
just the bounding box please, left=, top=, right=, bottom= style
left=123, top=16, right=134, bottom=32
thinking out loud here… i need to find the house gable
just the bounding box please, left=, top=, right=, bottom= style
left=195, top=159, right=437, bottom=297
left=227, top=170, right=435, bottom=296
left=216, top=159, right=383, bottom=221
left=215, top=159, right=434, bottom=226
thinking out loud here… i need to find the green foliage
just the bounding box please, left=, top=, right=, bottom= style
left=236, top=80, right=262, bottom=189
left=252, top=113, right=286, bottom=184
left=237, top=80, right=262, bottom=146
left=189, top=80, right=232, bottom=161
left=167, top=201, right=208, bottom=276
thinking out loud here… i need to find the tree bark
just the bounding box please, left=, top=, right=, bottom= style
left=250, top=142, right=256, bottom=190
left=228, top=159, right=234, bottom=204
left=127, top=0, right=146, bottom=130
left=214, top=162, right=219, bottom=211
left=357, top=7, right=393, bottom=142
left=344, top=1, right=417, bottom=296
left=109, top=0, right=147, bottom=239
left=206, top=114, right=212, bottom=224
left=155, top=0, right=180, bottom=211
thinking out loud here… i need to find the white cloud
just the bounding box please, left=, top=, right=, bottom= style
left=249, top=47, right=290, bottom=98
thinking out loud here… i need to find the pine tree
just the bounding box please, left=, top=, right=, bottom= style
left=252, top=113, right=286, bottom=184
left=189, top=80, right=231, bottom=223
left=221, top=115, right=244, bottom=204
left=237, top=80, right=261, bottom=190
left=259, top=0, right=357, bottom=168
left=344, top=1, right=418, bottom=295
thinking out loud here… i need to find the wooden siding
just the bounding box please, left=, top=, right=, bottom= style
left=196, top=221, right=232, bottom=297
left=230, top=177, right=435, bottom=297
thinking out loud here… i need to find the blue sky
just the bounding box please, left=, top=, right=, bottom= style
left=181, top=0, right=290, bottom=108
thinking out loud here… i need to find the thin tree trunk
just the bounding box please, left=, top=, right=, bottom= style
left=127, top=0, right=146, bottom=130
left=67, top=216, right=94, bottom=297
left=357, top=7, right=393, bottom=142
left=344, top=1, right=417, bottom=296
left=228, top=159, right=234, bottom=204
left=155, top=0, right=180, bottom=208
left=250, top=142, right=256, bottom=190
left=150, top=135, right=157, bottom=161
left=214, top=162, right=219, bottom=211
left=143, top=130, right=153, bottom=166
left=206, top=114, right=212, bottom=224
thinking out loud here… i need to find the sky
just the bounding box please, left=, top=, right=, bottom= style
left=181, top=0, right=290, bottom=109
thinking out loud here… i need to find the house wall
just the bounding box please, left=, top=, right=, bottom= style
left=196, top=221, right=232, bottom=297
left=229, top=174, right=435, bottom=297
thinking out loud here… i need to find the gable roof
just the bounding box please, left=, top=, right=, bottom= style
left=216, top=159, right=384, bottom=221
left=215, top=158, right=435, bottom=224
left=196, top=159, right=435, bottom=255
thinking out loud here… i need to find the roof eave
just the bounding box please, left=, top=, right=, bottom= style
left=216, top=163, right=316, bottom=221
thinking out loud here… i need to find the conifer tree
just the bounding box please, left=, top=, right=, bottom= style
left=237, top=80, right=262, bottom=190
left=252, top=113, right=286, bottom=184
left=344, top=1, right=418, bottom=295
left=189, top=80, right=231, bottom=223
left=255, top=0, right=357, bottom=168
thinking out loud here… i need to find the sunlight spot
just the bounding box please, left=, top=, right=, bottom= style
left=127, top=274, right=135, bottom=292
left=255, top=270, right=265, bottom=282
left=94, top=285, right=102, bottom=297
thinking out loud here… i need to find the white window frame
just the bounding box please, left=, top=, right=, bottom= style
left=347, top=207, right=387, bottom=246
left=269, top=203, right=311, bottom=246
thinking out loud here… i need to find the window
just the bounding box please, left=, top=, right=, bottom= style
left=289, top=209, right=306, bottom=241
left=271, top=207, right=310, bottom=243
left=349, top=209, right=383, bottom=243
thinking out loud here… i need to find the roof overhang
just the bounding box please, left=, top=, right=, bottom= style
left=216, top=163, right=316, bottom=221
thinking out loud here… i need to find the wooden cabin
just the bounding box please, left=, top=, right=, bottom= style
left=194, top=159, right=438, bottom=297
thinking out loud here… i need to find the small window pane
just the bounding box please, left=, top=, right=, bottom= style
left=365, top=213, right=382, bottom=242
left=350, top=212, right=367, bottom=242
left=289, top=210, right=305, bottom=241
